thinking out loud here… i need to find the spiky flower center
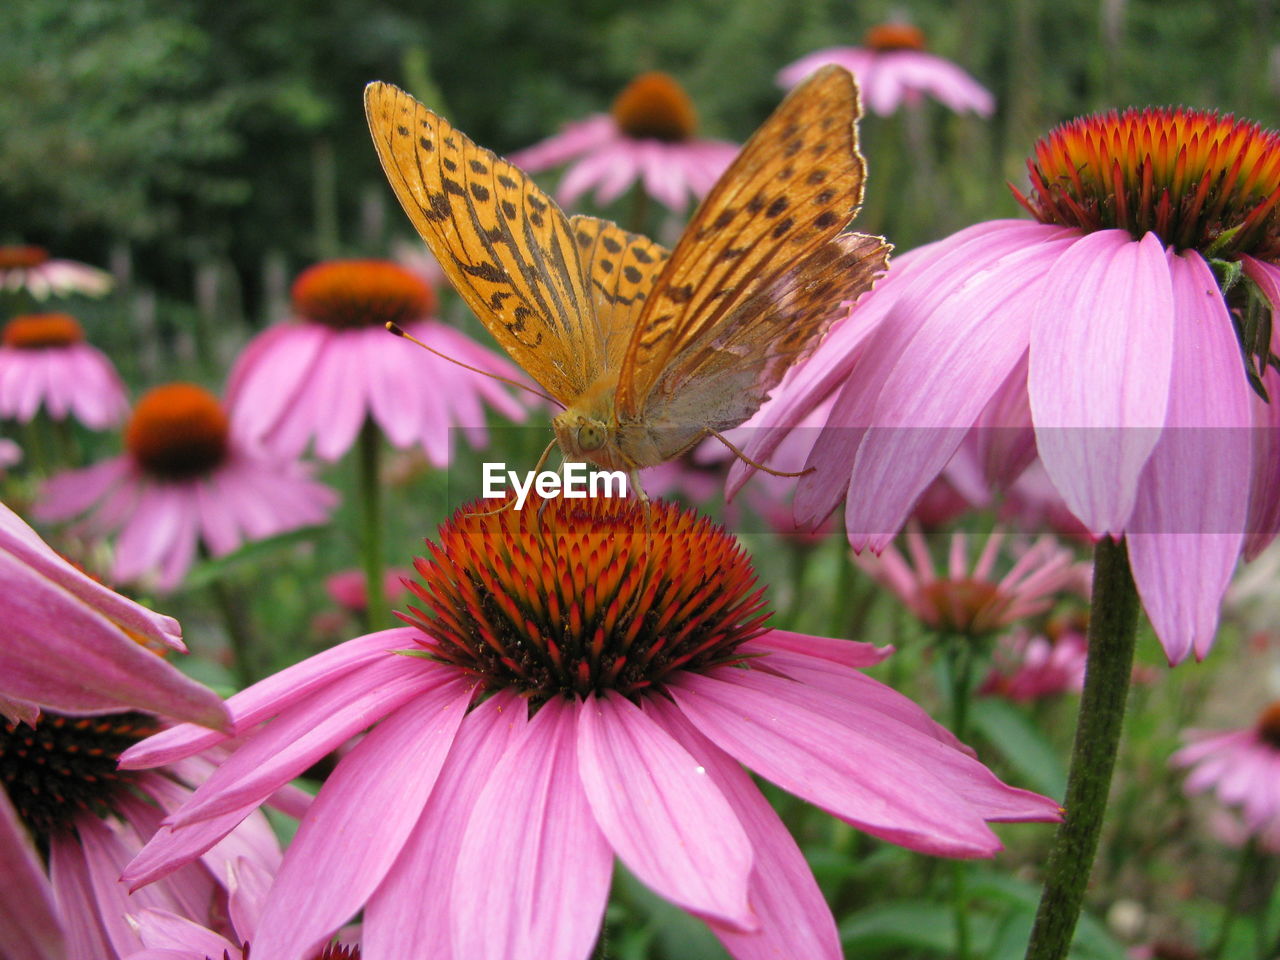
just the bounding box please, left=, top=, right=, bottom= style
left=0, top=245, right=49, bottom=270
left=402, top=494, right=770, bottom=701
left=2, top=313, right=84, bottom=349
left=864, top=23, right=927, bottom=51
left=917, top=578, right=1006, bottom=636
left=0, top=711, right=158, bottom=843
left=611, top=72, right=698, bottom=142
left=292, top=260, right=435, bottom=330
left=1256, top=700, right=1280, bottom=749
left=126, top=383, right=230, bottom=480
left=1014, top=107, right=1280, bottom=257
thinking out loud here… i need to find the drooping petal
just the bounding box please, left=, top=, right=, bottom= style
left=1245, top=366, right=1280, bottom=560
left=362, top=691, right=527, bottom=960
left=671, top=669, right=1051, bottom=856
left=250, top=677, right=474, bottom=960
left=452, top=698, right=613, bottom=960
left=48, top=832, right=115, bottom=959
left=576, top=692, right=755, bottom=928
left=1030, top=230, right=1175, bottom=535
left=1127, top=250, right=1252, bottom=662
left=799, top=221, right=1078, bottom=548
left=0, top=791, right=65, bottom=960
left=649, top=698, right=843, bottom=960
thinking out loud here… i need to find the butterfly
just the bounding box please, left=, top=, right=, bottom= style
left=364, top=66, right=889, bottom=493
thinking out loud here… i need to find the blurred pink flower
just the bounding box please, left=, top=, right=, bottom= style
left=854, top=526, right=1086, bottom=637
left=120, top=496, right=1058, bottom=960
left=509, top=72, right=740, bottom=213
left=755, top=107, right=1280, bottom=664
left=778, top=23, right=994, bottom=116
left=0, top=500, right=228, bottom=729
left=0, top=710, right=300, bottom=960
left=325, top=567, right=413, bottom=613
left=36, top=383, right=337, bottom=593
left=979, top=624, right=1089, bottom=701
left=0, top=245, right=114, bottom=300
left=0, top=438, right=21, bottom=472
left=227, top=259, right=526, bottom=464
left=1173, top=702, right=1280, bottom=841
left=0, top=312, right=128, bottom=428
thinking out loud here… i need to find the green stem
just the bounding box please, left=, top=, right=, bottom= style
left=951, top=860, right=972, bottom=960
left=359, top=418, right=389, bottom=631
left=1024, top=536, right=1140, bottom=960
left=1209, top=838, right=1258, bottom=960
left=202, top=548, right=260, bottom=688
left=943, top=634, right=976, bottom=743
left=627, top=180, right=651, bottom=236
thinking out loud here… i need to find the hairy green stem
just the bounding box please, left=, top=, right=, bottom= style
left=1024, top=536, right=1140, bottom=960
left=1209, top=837, right=1258, bottom=959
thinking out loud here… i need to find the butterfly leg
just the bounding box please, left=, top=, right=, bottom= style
left=708, top=429, right=815, bottom=479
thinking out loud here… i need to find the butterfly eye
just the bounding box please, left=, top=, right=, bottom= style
left=576, top=422, right=608, bottom=452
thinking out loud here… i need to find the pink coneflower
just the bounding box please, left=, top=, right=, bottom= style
left=120, top=496, right=1059, bottom=960
left=0, top=500, right=228, bottom=729
left=227, top=259, right=525, bottom=464
left=854, top=526, right=1086, bottom=637
left=979, top=620, right=1089, bottom=702
left=0, top=312, right=128, bottom=428
left=36, top=383, right=337, bottom=592
left=767, top=106, right=1280, bottom=664
left=0, top=710, right=297, bottom=959
left=1173, top=701, right=1280, bottom=840
left=778, top=22, right=995, bottom=116
left=509, top=72, right=741, bottom=214
left=0, top=244, right=114, bottom=300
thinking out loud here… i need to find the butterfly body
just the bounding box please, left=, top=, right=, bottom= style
left=365, top=67, right=890, bottom=490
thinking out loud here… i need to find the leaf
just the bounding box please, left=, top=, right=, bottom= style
left=971, top=698, right=1069, bottom=799
left=177, top=525, right=325, bottom=591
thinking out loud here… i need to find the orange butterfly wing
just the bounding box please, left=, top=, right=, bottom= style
left=568, top=215, right=670, bottom=370
left=614, top=65, right=877, bottom=424
left=364, top=82, right=602, bottom=404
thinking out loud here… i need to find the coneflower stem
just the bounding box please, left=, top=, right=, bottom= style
left=1024, top=535, right=1139, bottom=960
left=201, top=546, right=260, bottom=688
left=358, top=418, right=389, bottom=631
left=1209, top=837, right=1258, bottom=960
left=627, top=181, right=651, bottom=236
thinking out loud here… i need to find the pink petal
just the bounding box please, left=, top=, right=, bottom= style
left=121, top=630, right=414, bottom=770
left=452, top=698, right=613, bottom=960
left=168, top=654, right=442, bottom=827
left=671, top=670, right=1033, bottom=856
left=48, top=832, right=114, bottom=959
left=649, top=698, right=842, bottom=960
left=0, top=791, right=65, bottom=960
left=1245, top=367, right=1280, bottom=560
left=1127, top=250, right=1252, bottom=663
left=576, top=692, right=755, bottom=928
left=743, top=629, right=892, bottom=669
left=132, top=907, right=238, bottom=955
left=251, top=677, right=474, bottom=960
left=797, top=221, right=1077, bottom=546
left=362, top=692, right=527, bottom=960
left=1030, top=231, right=1175, bottom=535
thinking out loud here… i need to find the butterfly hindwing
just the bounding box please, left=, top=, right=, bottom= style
left=364, top=81, right=601, bottom=404
left=615, top=65, right=868, bottom=421
left=630, top=232, right=890, bottom=460
left=568, top=215, right=670, bottom=370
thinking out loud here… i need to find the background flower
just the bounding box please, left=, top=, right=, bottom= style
left=0, top=245, right=114, bottom=300
left=509, top=72, right=740, bottom=213
left=778, top=22, right=995, bottom=115
left=37, top=382, right=337, bottom=591
left=0, top=312, right=128, bottom=428
left=227, top=259, right=527, bottom=465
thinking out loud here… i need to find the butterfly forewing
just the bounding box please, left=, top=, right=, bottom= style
left=568, top=215, right=670, bottom=369
left=364, top=82, right=601, bottom=404
left=615, top=65, right=867, bottom=420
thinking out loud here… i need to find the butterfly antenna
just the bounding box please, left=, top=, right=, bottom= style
left=385, top=322, right=566, bottom=409
left=708, top=429, right=814, bottom=479
left=465, top=438, right=560, bottom=520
